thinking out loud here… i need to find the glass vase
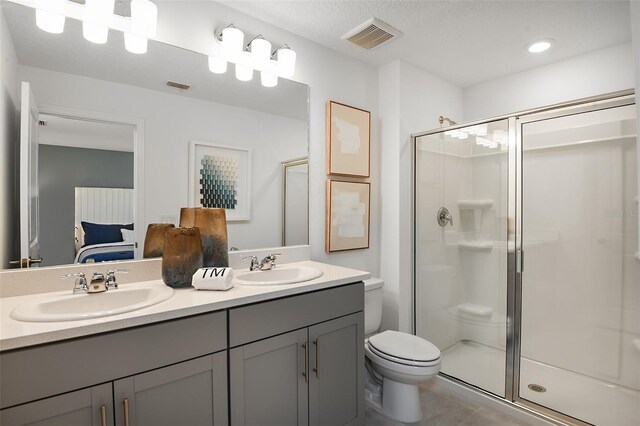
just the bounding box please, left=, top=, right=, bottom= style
left=161, top=227, right=203, bottom=288
left=179, top=207, right=229, bottom=267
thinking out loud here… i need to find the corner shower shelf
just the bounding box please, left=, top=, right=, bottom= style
left=458, top=199, right=493, bottom=209
left=458, top=241, right=493, bottom=251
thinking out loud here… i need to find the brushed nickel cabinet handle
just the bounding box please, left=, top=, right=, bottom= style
left=123, top=398, right=130, bottom=426
left=100, top=404, right=107, bottom=426
left=313, top=339, right=319, bottom=378
left=302, top=342, right=308, bottom=383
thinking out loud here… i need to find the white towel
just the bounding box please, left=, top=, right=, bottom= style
left=192, top=267, right=234, bottom=291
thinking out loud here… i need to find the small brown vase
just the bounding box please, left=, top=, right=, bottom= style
left=161, top=227, right=203, bottom=288
left=179, top=207, right=229, bottom=267
left=143, top=223, right=175, bottom=258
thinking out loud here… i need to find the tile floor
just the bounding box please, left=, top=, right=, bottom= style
left=365, top=380, right=546, bottom=426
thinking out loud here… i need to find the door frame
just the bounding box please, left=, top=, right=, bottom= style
left=509, top=92, right=636, bottom=425
left=37, top=104, right=145, bottom=260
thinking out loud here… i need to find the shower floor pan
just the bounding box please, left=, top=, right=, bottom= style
left=441, top=340, right=640, bottom=425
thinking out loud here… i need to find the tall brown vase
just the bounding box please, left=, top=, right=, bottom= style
left=179, top=207, right=229, bottom=267
left=161, top=227, right=203, bottom=288
left=143, top=223, right=175, bottom=258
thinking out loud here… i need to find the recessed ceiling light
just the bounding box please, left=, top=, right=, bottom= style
left=526, top=39, right=554, bottom=53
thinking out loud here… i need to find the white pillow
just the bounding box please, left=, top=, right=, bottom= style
left=121, top=229, right=136, bottom=243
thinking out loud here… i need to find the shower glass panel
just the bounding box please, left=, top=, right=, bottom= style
left=519, top=104, right=639, bottom=425
left=415, top=119, right=509, bottom=397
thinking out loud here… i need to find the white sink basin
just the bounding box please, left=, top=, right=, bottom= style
left=11, top=284, right=174, bottom=322
left=234, top=265, right=324, bottom=286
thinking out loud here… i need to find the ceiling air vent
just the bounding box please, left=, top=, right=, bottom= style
left=342, top=18, right=402, bottom=50
left=166, top=81, right=191, bottom=90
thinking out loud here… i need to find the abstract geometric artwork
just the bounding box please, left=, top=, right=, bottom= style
left=326, top=101, right=370, bottom=177
left=199, top=155, right=238, bottom=209
left=189, top=141, right=251, bottom=221
left=326, top=180, right=370, bottom=252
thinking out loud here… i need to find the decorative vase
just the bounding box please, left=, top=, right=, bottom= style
left=179, top=207, right=229, bottom=267
left=143, top=223, right=175, bottom=258
left=161, top=227, right=203, bottom=288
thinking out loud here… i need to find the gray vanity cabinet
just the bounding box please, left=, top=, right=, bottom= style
left=0, top=383, right=113, bottom=426
left=228, top=283, right=365, bottom=426
left=0, top=311, right=228, bottom=426
left=308, top=313, right=364, bottom=426
left=113, top=352, right=228, bottom=426
left=230, top=329, right=309, bottom=425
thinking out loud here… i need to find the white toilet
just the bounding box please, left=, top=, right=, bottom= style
left=364, top=278, right=441, bottom=423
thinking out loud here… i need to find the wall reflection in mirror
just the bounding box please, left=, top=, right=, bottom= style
left=1, top=0, right=309, bottom=269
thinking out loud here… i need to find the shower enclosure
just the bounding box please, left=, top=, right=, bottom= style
left=413, top=91, right=639, bottom=425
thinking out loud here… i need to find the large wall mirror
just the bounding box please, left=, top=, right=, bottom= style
left=2, top=0, right=309, bottom=268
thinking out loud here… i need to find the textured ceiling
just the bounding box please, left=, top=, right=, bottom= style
left=220, top=0, right=632, bottom=87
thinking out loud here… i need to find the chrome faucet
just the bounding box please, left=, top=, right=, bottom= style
left=242, top=253, right=281, bottom=271
left=61, top=269, right=128, bottom=294
left=259, top=253, right=281, bottom=271
left=242, top=255, right=261, bottom=271
left=61, top=272, right=89, bottom=294
left=106, top=269, right=128, bottom=290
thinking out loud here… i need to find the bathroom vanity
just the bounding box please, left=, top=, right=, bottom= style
left=0, top=261, right=367, bottom=426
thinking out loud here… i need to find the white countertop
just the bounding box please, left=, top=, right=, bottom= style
left=0, top=261, right=369, bottom=351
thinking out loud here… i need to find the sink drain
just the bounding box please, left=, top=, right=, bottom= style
left=528, top=384, right=547, bottom=393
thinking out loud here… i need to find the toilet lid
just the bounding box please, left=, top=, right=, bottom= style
left=368, top=330, right=440, bottom=363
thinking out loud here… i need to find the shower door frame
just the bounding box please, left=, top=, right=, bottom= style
left=412, top=89, right=636, bottom=426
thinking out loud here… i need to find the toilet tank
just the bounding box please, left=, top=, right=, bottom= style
left=364, top=278, right=384, bottom=335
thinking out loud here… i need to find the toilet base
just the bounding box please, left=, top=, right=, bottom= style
left=381, top=377, right=422, bottom=423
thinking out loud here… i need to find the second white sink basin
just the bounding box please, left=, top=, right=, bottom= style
left=234, top=265, right=324, bottom=286
left=11, top=284, right=174, bottom=322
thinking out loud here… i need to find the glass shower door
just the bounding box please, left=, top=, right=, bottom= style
left=414, top=119, right=510, bottom=397
left=518, top=103, right=639, bottom=425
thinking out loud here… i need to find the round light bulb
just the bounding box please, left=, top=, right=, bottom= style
left=222, top=27, right=244, bottom=60
left=83, top=0, right=115, bottom=44
left=261, top=70, right=278, bottom=87
left=131, top=0, right=158, bottom=37
left=35, top=0, right=65, bottom=34
left=125, top=33, right=148, bottom=54
left=276, top=46, right=296, bottom=78
left=250, top=37, right=271, bottom=70
left=526, top=39, right=553, bottom=53
left=235, top=63, right=253, bottom=82
left=208, top=55, right=228, bottom=74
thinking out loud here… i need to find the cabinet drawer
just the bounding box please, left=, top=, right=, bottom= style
left=0, top=311, right=226, bottom=409
left=229, top=283, right=363, bottom=347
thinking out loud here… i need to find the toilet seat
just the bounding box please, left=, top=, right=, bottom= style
left=367, top=330, right=441, bottom=366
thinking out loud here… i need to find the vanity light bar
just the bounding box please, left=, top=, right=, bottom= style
left=211, top=24, right=297, bottom=88
left=11, top=0, right=158, bottom=54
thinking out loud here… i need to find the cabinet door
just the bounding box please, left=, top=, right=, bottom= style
left=113, top=352, right=227, bottom=426
left=0, top=383, right=112, bottom=426
left=309, top=312, right=364, bottom=426
left=230, top=328, right=308, bottom=426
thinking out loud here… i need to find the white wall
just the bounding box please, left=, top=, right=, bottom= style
left=463, top=43, right=635, bottom=122
left=151, top=1, right=381, bottom=275
left=0, top=10, right=20, bottom=269
left=20, top=65, right=307, bottom=251
left=379, top=60, right=463, bottom=332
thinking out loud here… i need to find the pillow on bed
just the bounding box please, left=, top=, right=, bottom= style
left=81, top=221, right=134, bottom=247
left=121, top=229, right=136, bottom=243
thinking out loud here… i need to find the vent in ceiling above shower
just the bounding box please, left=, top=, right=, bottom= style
left=342, top=18, right=402, bottom=50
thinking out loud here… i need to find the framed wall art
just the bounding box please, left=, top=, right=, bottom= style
left=326, top=180, right=370, bottom=252
left=326, top=101, right=371, bottom=177
left=188, top=141, right=251, bottom=221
